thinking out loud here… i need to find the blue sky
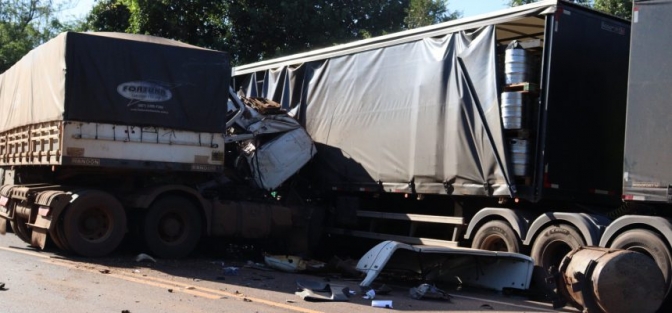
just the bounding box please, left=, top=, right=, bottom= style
left=451, top=0, right=508, bottom=17
left=60, top=0, right=509, bottom=21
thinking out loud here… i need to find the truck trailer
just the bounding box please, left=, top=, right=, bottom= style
left=233, top=0, right=672, bottom=304
left=0, top=32, right=319, bottom=259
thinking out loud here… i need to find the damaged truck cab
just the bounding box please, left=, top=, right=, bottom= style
left=0, top=32, right=317, bottom=258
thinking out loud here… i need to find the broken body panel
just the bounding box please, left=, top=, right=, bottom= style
left=356, top=240, right=534, bottom=291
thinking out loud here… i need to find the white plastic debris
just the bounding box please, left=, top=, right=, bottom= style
left=371, top=300, right=393, bottom=308
left=135, top=253, right=157, bottom=263
left=363, top=289, right=376, bottom=300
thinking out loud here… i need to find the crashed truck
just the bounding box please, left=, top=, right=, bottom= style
left=0, top=32, right=318, bottom=258
left=233, top=0, right=672, bottom=306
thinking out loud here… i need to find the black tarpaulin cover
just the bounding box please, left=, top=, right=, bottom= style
left=241, top=26, right=511, bottom=196
left=0, top=32, right=230, bottom=133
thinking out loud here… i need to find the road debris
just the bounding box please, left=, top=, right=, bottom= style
left=363, top=289, right=376, bottom=300
left=371, top=300, right=393, bottom=308
left=264, top=254, right=326, bottom=273
left=135, top=253, right=156, bottom=263
left=409, top=284, right=450, bottom=301
left=99, top=269, right=110, bottom=274
left=356, top=240, right=533, bottom=291
left=0, top=282, right=5, bottom=290
left=185, top=286, right=195, bottom=290
left=553, top=247, right=664, bottom=313
left=295, top=280, right=351, bottom=302
left=121, top=310, right=131, bottom=313
left=223, top=267, right=239, bottom=276
left=168, top=289, right=173, bottom=293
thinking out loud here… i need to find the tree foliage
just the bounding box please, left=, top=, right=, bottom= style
left=0, top=0, right=69, bottom=72
left=405, top=0, right=461, bottom=29
left=593, top=0, right=632, bottom=20
left=79, top=0, right=460, bottom=64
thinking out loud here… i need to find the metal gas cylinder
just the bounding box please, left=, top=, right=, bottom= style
left=556, top=246, right=665, bottom=313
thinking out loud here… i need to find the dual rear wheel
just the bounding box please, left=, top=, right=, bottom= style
left=47, top=192, right=201, bottom=259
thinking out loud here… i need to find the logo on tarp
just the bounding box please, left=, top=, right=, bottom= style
left=117, top=81, right=172, bottom=114
left=118, top=81, right=172, bottom=103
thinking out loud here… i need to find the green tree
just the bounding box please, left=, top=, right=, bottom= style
left=80, top=0, right=463, bottom=64
left=405, top=0, right=461, bottom=29
left=77, top=0, right=130, bottom=32
left=593, top=0, right=632, bottom=19
left=79, top=0, right=229, bottom=51
left=0, top=0, right=69, bottom=72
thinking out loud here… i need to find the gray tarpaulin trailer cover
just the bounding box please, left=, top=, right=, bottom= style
left=0, top=32, right=230, bottom=133
left=238, top=25, right=509, bottom=197
left=623, top=0, right=672, bottom=202
left=233, top=0, right=631, bottom=202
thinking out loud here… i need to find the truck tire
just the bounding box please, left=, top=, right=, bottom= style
left=143, top=196, right=202, bottom=259
left=609, top=229, right=672, bottom=297
left=10, top=217, right=32, bottom=244
left=62, top=191, right=127, bottom=257
left=471, top=220, right=521, bottom=252
left=531, top=224, right=585, bottom=271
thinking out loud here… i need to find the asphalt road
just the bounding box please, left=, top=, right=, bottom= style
left=0, top=233, right=573, bottom=313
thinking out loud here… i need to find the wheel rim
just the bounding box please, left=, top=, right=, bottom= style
left=77, top=206, right=112, bottom=242
left=481, top=235, right=509, bottom=252
left=158, top=211, right=189, bottom=244
left=541, top=239, right=573, bottom=268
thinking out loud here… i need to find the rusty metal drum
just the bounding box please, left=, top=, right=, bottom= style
left=557, top=246, right=665, bottom=313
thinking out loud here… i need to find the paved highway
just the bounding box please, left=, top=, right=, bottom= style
left=0, top=233, right=571, bottom=313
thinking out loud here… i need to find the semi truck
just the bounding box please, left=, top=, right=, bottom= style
left=0, top=32, right=319, bottom=259
left=232, top=0, right=672, bottom=303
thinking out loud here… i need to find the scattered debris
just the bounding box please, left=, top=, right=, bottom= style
left=409, top=284, right=450, bottom=301
left=186, top=286, right=195, bottom=290
left=374, top=284, right=392, bottom=295
left=295, top=280, right=351, bottom=302
left=132, top=270, right=140, bottom=274
left=99, top=269, right=110, bottom=274
left=329, top=256, right=361, bottom=278
left=168, top=289, right=173, bottom=293
left=243, top=298, right=252, bottom=302
left=371, top=300, right=393, bottom=308
left=264, top=254, right=326, bottom=273
left=223, top=267, right=239, bottom=276
left=480, top=304, right=494, bottom=310
left=121, top=310, right=131, bottom=313
left=363, top=289, right=376, bottom=300
left=356, top=240, right=534, bottom=291
left=285, top=299, right=295, bottom=303
left=246, top=260, right=272, bottom=271
left=135, top=253, right=156, bottom=263
left=265, top=254, right=306, bottom=272
left=0, top=282, right=5, bottom=289
left=193, top=278, right=201, bottom=282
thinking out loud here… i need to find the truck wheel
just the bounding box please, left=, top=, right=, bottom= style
left=531, top=224, right=585, bottom=271
left=49, top=219, right=71, bottom=252
left=609, top=229, right=672, bottom=297
left=143, top=196, right=202, bottom=259
left=62, top=191, right=127, bottom=257
left=471, top=220, right=521, bottom=252
left=10, top=217, right=32, bottom=243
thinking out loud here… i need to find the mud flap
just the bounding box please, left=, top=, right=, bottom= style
left=31, top=227, right=48, bottom=249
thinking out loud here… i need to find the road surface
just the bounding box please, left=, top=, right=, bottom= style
left=0, top=233, right=572, bottom=312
